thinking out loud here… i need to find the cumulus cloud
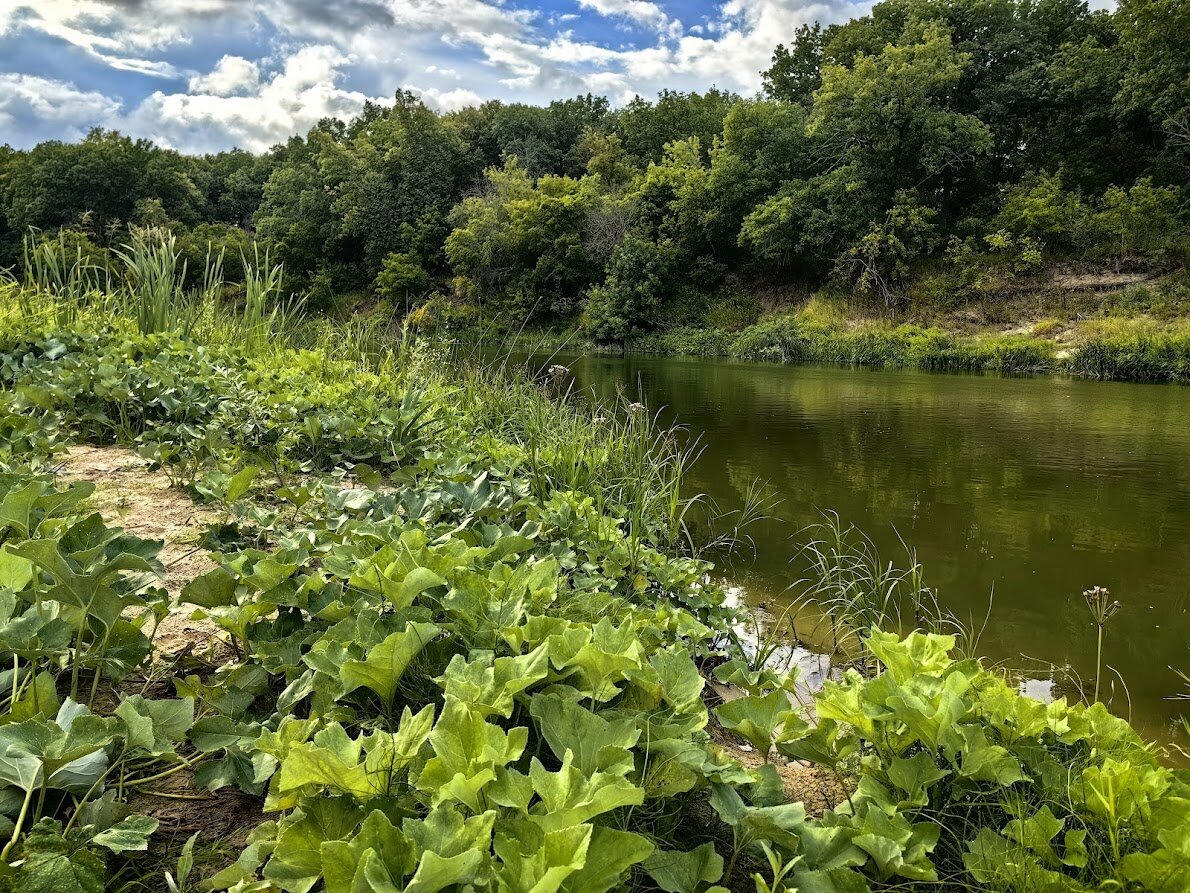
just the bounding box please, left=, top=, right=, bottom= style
left=0, top=73, right=122, bottom=140
left=188, top=55, right=260, bottom=96
left=413, top=85, right=484, bottom=111
left=578, top=0, right=680, bottom=34
left=124, top=45, right=381, bottom=153
left=2, top=0, right=881, bottom=149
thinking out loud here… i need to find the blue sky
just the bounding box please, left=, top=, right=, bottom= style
left=0, top=0, right=881, bottom=152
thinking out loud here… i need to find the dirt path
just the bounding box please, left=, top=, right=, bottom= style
left=57, top=444, right=262, bottom=858
left=57, top=444, right=230, bottom=659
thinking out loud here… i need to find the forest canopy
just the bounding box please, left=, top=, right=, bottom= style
left=1, top=0, right=1186, bottom=341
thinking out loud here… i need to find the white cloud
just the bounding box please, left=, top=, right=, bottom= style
left=188, top=55, right=261, bottom=96
left=0, top=73, right=122, bottom=139
left=124, top=45, right=381, bottom=153
left=413, top=85, right=483, bottom=111
left=2, top=0, right=883, bottom=149
left=578, top=0, right=679, bottom=34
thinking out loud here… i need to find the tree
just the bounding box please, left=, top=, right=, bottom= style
left=1, top=129, right=203, bottom=239
left=253, top=130, right=341, bottom=285
left=1093, top=177, right=1183, bottom=261
left=375, top=252, right=430, bottom=305
left=445, top=160, right=601, bottom=319
left=583, top=233, right=678, bottom=343
left=612, top=89, right=738, bottom=164
left=840, top=191, right=939, bottom=310
left=762, top=25, right=824, bottom=107
left=995, top=172, right=1089, bottom=251
left=336, top=91, right=470, bottom=274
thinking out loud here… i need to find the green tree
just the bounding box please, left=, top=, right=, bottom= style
left=612, top=89, right=738, bottom=164
left=375, top=251, right=430, bottom=305
left=583, top=233, right=678, bottom=343
left=1093, top=177, right=1183, bottom=260
left=995, top=172, right=1089, bottom=251
left=762, top=24, right=824, bottom=106
left=446, top=160, right=601, bottom=319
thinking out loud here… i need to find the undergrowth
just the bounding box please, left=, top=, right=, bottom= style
left=0, top=265, right=1186, bottom=893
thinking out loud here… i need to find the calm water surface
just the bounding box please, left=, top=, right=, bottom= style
left=524, top=352, right=1190, bottom=745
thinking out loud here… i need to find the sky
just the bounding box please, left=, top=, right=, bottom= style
left=0, top=0, right=880, bottom=153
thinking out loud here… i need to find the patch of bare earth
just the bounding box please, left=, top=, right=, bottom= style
left=58, top=445, right=263, bottom=863
left=1052, top=270, right=1151, bottom=291
left=707, top=717, right=851, bottom=818
left=56, top=444, right=232, bottom=662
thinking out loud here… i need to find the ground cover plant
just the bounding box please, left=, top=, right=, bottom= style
left=0, top=273, right=1186, bottom=892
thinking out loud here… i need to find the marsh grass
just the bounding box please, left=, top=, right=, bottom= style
left=788, top=511, right=963, bottom=661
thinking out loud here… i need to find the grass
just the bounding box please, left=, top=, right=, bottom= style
left=2, top=233, right=700, bottom=556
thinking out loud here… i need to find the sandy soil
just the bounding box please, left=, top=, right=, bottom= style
left=56, top=444, right=233, bottom=661
left=56, top=444, right=262, bottom=859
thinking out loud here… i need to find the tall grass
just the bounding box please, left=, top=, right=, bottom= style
left=1068, top=318, right=1190, bottom=382
left=113, top=229, right=189, bottom=334
left=18, top=231, right=111, bottom=325
left=788, top=511, right=962, bottom=661
left=17, top=228, right=308, bottom=353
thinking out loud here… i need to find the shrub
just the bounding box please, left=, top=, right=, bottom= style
left=375, top=251, right=430, bottom=305
left=995, top=172, right=1089, bottom=252
left=582, top=234, right=678, bottom=344
left=704, top=288, right=761, bottom=331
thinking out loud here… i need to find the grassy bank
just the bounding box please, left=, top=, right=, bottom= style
left=477, top=276, right=1190, bottom=384
left=0, top=262, right=1187, bottom=893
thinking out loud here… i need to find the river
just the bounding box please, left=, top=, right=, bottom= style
left=519, top=351, right=1190, bottom=748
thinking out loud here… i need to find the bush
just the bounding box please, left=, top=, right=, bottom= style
left=582, top=234, right=678, bottom=344
left=995, top=172, right=1089, bottom=252
left=703, top=287, right=761, bottom=331
left=375, top=251, right=430, bottom=305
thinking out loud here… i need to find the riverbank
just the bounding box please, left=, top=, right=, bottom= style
left=1, top=276, right=1187, bottom=892
left=465, top=272, right=1190, bottom=383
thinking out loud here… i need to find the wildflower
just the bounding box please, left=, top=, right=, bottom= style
left=627, top=401, right=645, bottom=413
left=1083, top=586, right=1120, bottom=625
left=1083, top=585, right=1121, bottom=703
left=547, top=364, right=569, bottom=378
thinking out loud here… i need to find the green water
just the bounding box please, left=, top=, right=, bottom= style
left=526, top=352, right=1190, bottom=746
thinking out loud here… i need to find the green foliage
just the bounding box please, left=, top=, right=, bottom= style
left=375, top=252, right=430, bottom=304
left=995, top=173, right=1090, bottom=252
left=2, top=288, right=1188, bottom=893
left=768, top=630, right=1190, bottom=891
left=446, top=160, right=601, bottom=320
left=583, top=234, right=678, bottom=344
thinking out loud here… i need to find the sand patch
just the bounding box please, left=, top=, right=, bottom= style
left=56, top=444, right=231, bottom=661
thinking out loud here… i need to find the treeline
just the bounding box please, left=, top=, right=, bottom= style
left=1, top=0, right=1187, bottom=341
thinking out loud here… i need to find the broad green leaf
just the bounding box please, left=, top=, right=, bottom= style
left=339, top=621, right=439, bottom=705
left=886, top=751, right=949, bottom=807
left=866, top=630, right=955, bottom=683
left=180, top=566, right=237, bottom=608
left=226, top=465, right=259, bottom=502
left=438, top=643, right=550, bottom=718
left=115, top=695, right=195, bottom=756
left=494, top=824, right=592, bottom=893
left=561, top=826, right=654, bottom=893
left=529, top=692, right=639, bottom=776
left=715, top=690, right=795, bottom=757
left=416, top=698, right=528, bottom=812
left=528, top=750, right=645, bottom=832
left=643, top=842, right=724, bottom=893
left=91, top=814, right=158, bottom=853
left=320, top=810, right=415, bottom=893
left=1004, top=805, right=1064, bottom=866
left=264, top=798, right=365, bottom=893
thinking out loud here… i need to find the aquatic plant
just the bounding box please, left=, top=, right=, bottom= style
left=1083, top=585, right=1121, bottom=703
